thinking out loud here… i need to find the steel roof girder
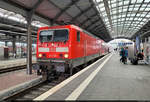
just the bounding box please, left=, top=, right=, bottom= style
left=90, top=30, right=105, bottom=40
left=0, top=23, right=37, bottom=33
left=132, top=20, right=150, bottom=38
left=103, top=0, right=112, bottom=29
left=71, top=4, right=94, bottom=22
left=47, top=0, right=74, bottom=25
left=0, top=0, right=51, bottom=26
left=92, top=0, right=111, bottom=39
left=140, top=30, right=150, bottom=38
left=86, top=18, right=102, bottom=30
left=144, top=22, right=150, bottom=28
left=26, top=0, right=44, bottom=22
left=106, top=10, right=150, bottom=17
left=79, top=13, right=98, bottom=27
left=91, top=0, right=110, bottom=39
left=52, top=0, right=80, bottom=24
left=125, top=0, right=145, bottom=34
left=88, top=24, right=104, bottom=32
left=120, top=0, right=132, bottom=35
left=0, top=29, right=36, bottom=37
left=141, top=29, right=148, bottom=32
left=31, top=0, right=44, bottom=12
left=0, top=0, right=53, bottom=26
left=0, top=0, right=27, bottom=17
left=94, top=26, right=105, bottom=32
left=0, top=17, right=38, bottom=32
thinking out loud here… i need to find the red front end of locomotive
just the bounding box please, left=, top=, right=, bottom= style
left=37, top=25, right=71, bottom=60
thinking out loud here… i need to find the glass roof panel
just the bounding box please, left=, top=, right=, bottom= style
left=93, top=0, right=150, bottom=38
left=112, top=3, right=116, bottom=8
left=131, top=0, right=137, bottom=4
left=145, top=7, right=150, bottom=11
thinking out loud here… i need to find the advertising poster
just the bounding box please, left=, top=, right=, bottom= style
left=144, top=37, right=150, bottom=64
left=136, top=36, right=140, bottom=52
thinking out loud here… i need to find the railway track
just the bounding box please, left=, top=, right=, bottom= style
left=0, top=63, right=37, bottom=74
left=4, top=55, right=104, bottom=101
left=5, top=75, right=69, bottom=101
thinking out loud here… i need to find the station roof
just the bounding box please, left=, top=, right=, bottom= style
left=94, top=0, right=150, bottom=39
left=0, top=0, right=150, bottom=42
left=0, top=0, right=111, bottom=42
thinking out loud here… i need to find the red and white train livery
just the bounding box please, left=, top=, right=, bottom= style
left=36, top=25, right=109, bottom=79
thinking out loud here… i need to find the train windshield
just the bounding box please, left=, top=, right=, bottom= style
left=39, top=29, right=69, bottom=42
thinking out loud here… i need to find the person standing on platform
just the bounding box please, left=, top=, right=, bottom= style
left=120, top=47, right=124, bottom=62
left=14, top=52, right=16, bottom=58
left=124, top=47, right=128, bottom=64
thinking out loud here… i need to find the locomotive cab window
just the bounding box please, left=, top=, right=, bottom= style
left=39, top=30, right=53, bottom=42
left=53, top=29, right=69, bottom=42
left=39, top=29, right=69, bottom=42
left=77, top=31, right=80, bottom=42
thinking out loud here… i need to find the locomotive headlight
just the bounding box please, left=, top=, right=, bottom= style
left=64, top=54, right=68, bottom=58
left=38, top=54, right=42, bottom=57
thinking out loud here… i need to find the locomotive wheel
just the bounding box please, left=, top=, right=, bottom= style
left=40, top=65, right=53, bottom=81
left=41, top=69, right=48, bottom=81
left=70, top=68, right=73, bottom=76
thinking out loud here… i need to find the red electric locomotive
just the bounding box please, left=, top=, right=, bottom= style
left=36, top=25, right=108, bottom=80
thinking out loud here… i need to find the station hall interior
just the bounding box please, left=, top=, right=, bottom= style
left=0, top=0, right=150, bottom=101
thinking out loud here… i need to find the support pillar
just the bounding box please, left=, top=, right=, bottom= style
left=26, top=12, right=33, bottom=75
left=18, top=36, right=22, bottom=58
left=145, top=37, right=149, bottom=64
left=5, top=41, right=8, bottom=46
left=25, top=0, right=43, bottom=75
left=12, top=36, right=16, bottom=55
left=148, top=37, right=150, bottom=43
left=146, top=37, right=149, bottom=42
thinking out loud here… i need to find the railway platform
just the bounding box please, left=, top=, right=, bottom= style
left=0, top=56, right=36, bottom=70
left=0, top=56, right=40, bottom=101
left=34, top=52, right=150, bottom=100
left=0, top=69, right=42, bottom=100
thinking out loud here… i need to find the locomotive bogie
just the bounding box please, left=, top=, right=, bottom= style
left=39, top=62, right=67, bottom=73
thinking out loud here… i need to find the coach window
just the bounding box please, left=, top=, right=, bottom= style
left=77, top=31, right=80, bottom=42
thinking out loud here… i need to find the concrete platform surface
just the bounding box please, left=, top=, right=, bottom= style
left=0, top=70, right=39, bottom=91
left=78, top=53, right=150, bottom=100
left=34, top=53, right=150, bottom=100
left=0, top=56, right=36, bottom=69
left=0, top=69, right=42, bottom=101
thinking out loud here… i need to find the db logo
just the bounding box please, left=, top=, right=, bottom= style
left=50, top=48, right=56, bottom=52
left=49, top=54, right=56, bottom=57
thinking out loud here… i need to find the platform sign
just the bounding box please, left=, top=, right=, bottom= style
left=147, top=37, right=150, bottom=64
left=118, top=42, right=133, bottom=47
